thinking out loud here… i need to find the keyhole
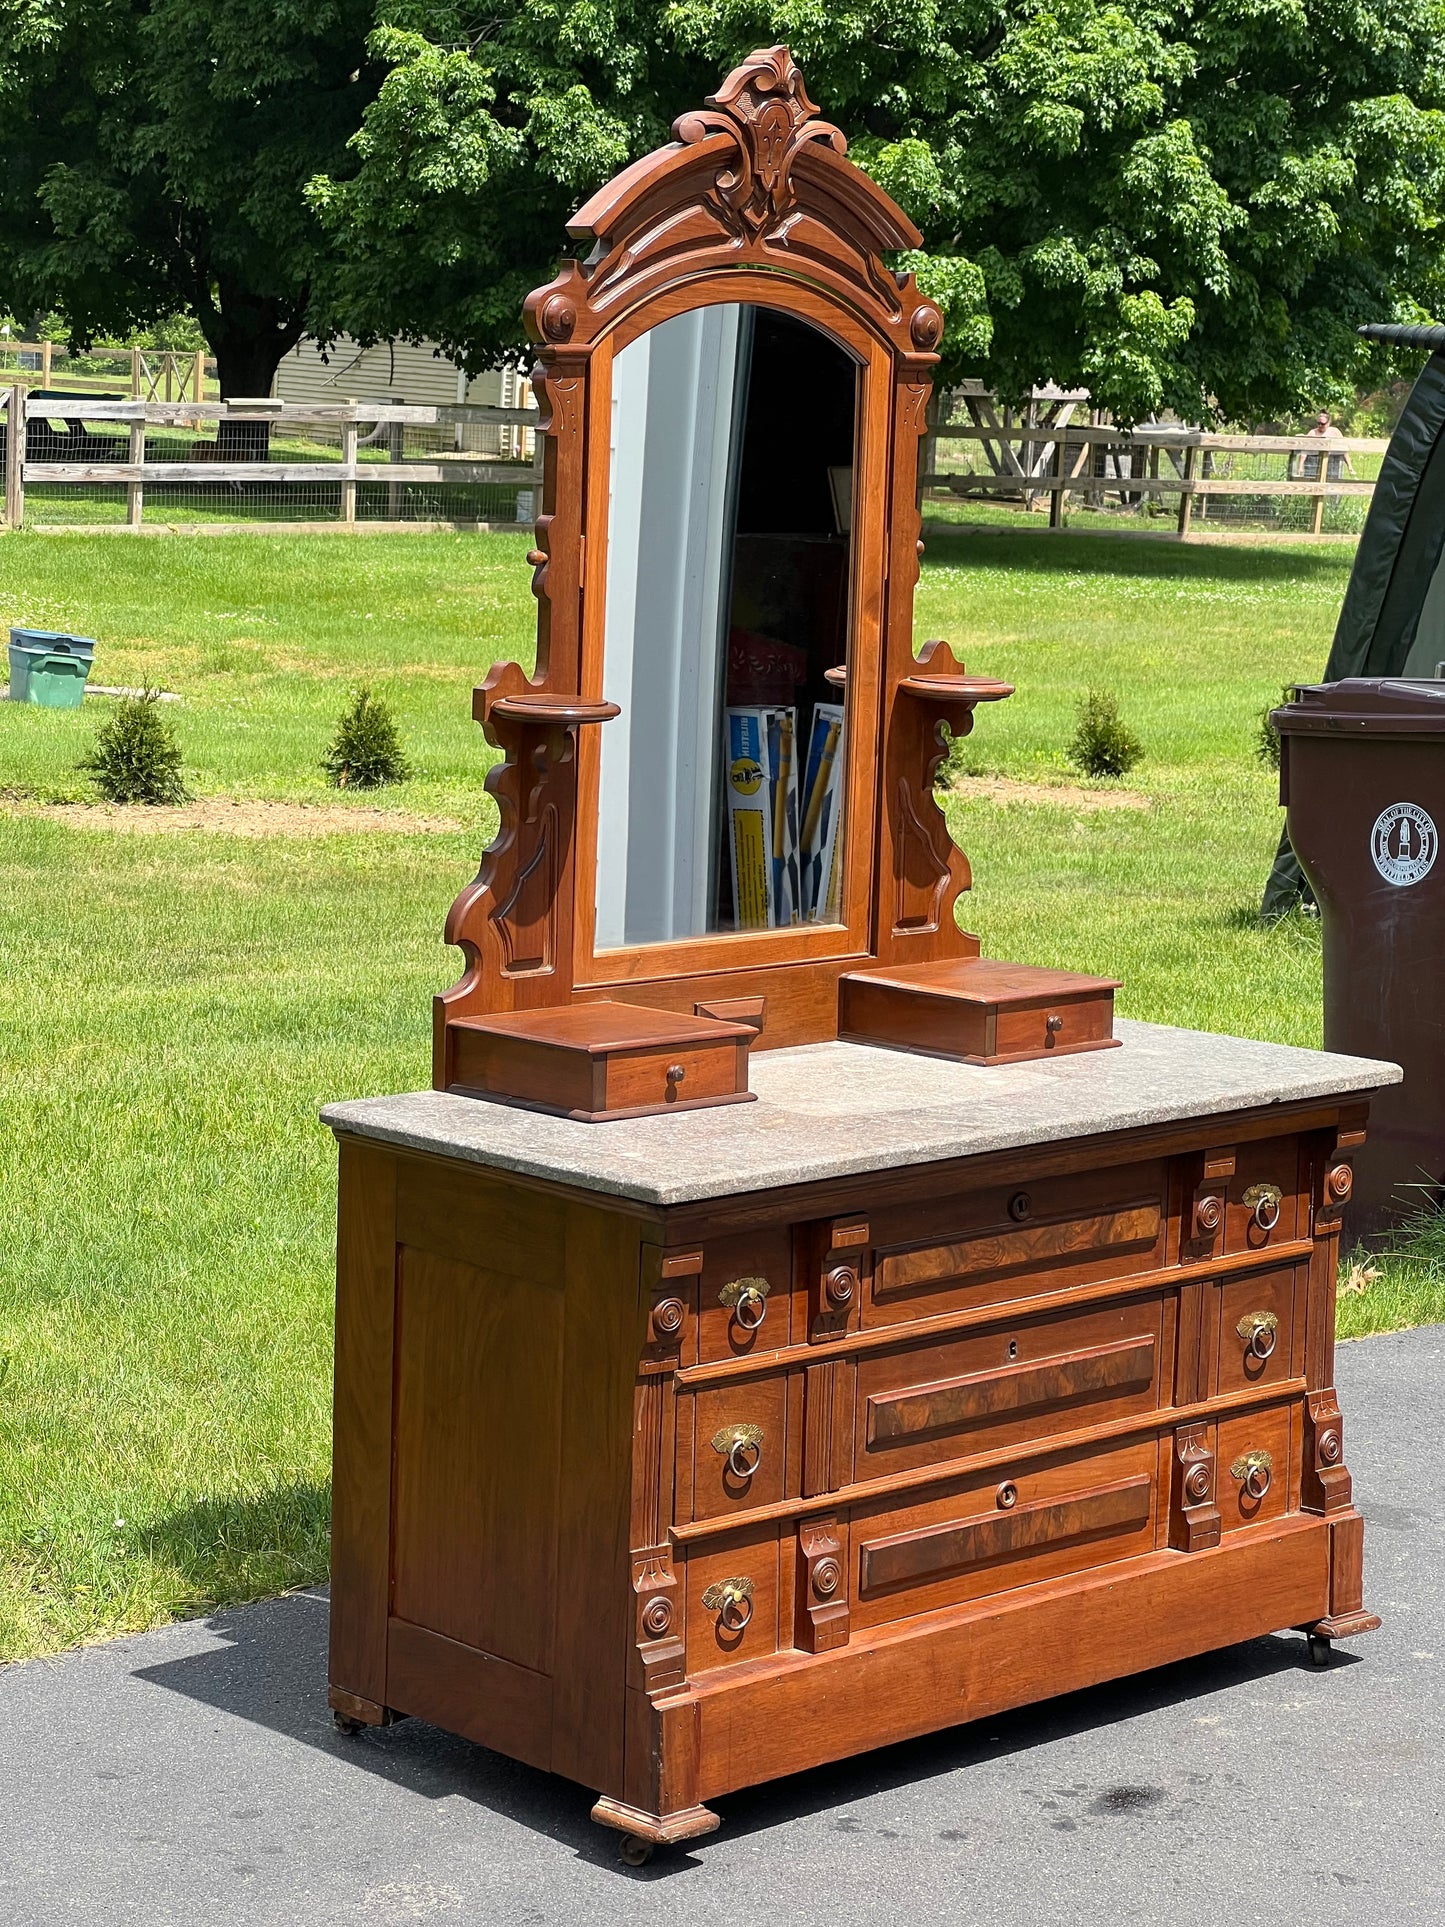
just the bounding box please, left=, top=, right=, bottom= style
left=1008, top=1339, right=1019, bottom=1360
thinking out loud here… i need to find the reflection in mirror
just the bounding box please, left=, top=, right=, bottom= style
left=595, top=303, right=857, bottom=949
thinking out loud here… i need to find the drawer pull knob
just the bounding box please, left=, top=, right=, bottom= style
left=712, top=1422, right=764, bottom=1480
left=1045, top=1014, right=1064, bottom=1035
left=653, top=1297, right=685, bottom=1337
left=1230, top=1449, right=1273, bottom=1499
left=1242, top=1182, right=1282, bottom=1232
left=702, top=1575, right=754, bottom=1631
left=996, top=1480, right=1019, bottom=1511
left=1194, top=1195, right=1223, bottom=1236
left=1235, top=1310, right=1279, bottom=1360
left=824, top=1263, right=857, bottom=1310
left=719, top=1275, right=769, bottom=1331
left=665, top=1063, right=686, bottom=1095
left=1328, top=1164, right=1353, bottom=1202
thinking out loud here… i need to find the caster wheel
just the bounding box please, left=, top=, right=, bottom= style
left=619, top=1834, right=654, bottom=1867
left=1307, top=1633, right=1332, bottom=1669
left=333, top=1712, right=366, bottom=1736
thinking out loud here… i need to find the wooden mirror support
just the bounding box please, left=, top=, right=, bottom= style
left=433, top=44, right=1115, bottom=1117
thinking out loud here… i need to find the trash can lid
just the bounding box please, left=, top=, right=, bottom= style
left=1272, top=678, right=1445, bottom=737
left=9, top=628, right=68, bottom=649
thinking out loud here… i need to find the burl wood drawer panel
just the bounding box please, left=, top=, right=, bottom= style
left=849, top=1435, right=1158, bottom=1630
left=1222, top=1136, right=1305, bottom=1255
left=697, top=1226, right=793, bottom=1362
left=853, top=1295, right=1167, bottom=1481
left=1217, top=1402, right=1296, bottom=1534
left=684, top=1522, right=781, bottom=1676
left=681, top=1370, right=790, bottom=1523
left=1214, top=1263, right=1301, bottom=1398
left=864, top=1160, right=1168, bottom=1328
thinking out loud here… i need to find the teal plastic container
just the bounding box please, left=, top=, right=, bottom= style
left=8, top=629, right=97, bottom=708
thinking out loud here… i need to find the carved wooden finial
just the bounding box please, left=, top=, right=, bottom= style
left=673, top=45, right=848, bottom=243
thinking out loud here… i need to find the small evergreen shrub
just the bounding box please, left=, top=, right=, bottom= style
left=1066, top=688, right=1143, bottom=779
left=323, top=688, right=412, bottom=789
left=1255, top=685, right=1293, bottom=769
left=79, top=691, right=189, bottom=804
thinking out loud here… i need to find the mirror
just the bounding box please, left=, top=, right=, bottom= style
left=594, top=303, right=858, bottom=949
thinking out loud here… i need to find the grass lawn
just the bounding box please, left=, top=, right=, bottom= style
left=0, top=524, right=1436, bottom=1662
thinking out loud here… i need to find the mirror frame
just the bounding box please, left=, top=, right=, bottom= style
left=435, top=46, right=1006, bottom=1081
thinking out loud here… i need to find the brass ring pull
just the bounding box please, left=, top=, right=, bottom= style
left=720, top=1275, right=769, bottom=1332
left=712, top=1423, right=764, bottom=1482
left=1243, top=1182, right=1282, bottom=1232
left=702, top=1576, right=754, bottom=1632
left=1231, top=1449, right=1273, bottom=1500
left=1235, top=1310, right=1279, bottom=1360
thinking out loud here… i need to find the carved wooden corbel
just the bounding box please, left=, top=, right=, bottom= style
left=1169, top=1422, right=1221, bottom=1552
left=797, top=1515, right=850, bottom=1653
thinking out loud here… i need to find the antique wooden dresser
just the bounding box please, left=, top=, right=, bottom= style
left=324, top=49, right=1397, bottom=1859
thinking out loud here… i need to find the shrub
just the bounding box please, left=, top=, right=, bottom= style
left=79, top=691, right=189, bottom=804
left=1256, top=685, right=1293, bottom=769
left=323, top=688, right=411, bottom=789
left=1066, top=688, right=1143, bottom=779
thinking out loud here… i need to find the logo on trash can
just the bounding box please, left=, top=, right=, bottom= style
left=1370, top=802, right=1438, bottom=887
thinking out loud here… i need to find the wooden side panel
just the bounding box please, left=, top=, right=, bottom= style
left=391, top=1244, right=564, bottom=1672
left=328, top=1140, right=398, bottom=1711
left=387, top=1618, right=553, bottom=1774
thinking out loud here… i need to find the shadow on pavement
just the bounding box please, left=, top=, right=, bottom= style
left=133, top=1585, right=1355, bottom=1879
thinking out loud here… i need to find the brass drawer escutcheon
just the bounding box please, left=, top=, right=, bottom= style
left=1241, top=1183, right=1283, bottom=1232
left=702, top=1575, right=755, bottom=1630
left=719, top=1275, right=770, bottom=1331
left=1235, top=1309, right=1280, bottom=1359
left=711, top=1422, right=764, bottom=1480
left=1230, top=1448, right=1274, bottom=1499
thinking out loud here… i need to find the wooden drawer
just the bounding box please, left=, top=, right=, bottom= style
left=853, top=1295, right=1166, bottom=1482
left=1223, top=1137, right=1304, bottom=1255
left=864, top=1160, right=1167, bottom=1328
left=697, top=1227, right=792, bottom=1362
left=684, top=1523, right=780, bottom=1676
left=849, top=1435, right=1158, bottom=1629
left=682, top=1371, right=789, bottom=1523
left=1215, top=1264, right=1300, bottom=1397
left=1218, top=1403, right=1295, bottom=1534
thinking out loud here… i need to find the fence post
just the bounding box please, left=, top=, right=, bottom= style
left=40, top=341, right=52, bottom=387
left=1049, top=434, right=1066, bottom=529
left=1311, top=488, right=1326, bottom=537
left=4, top=384, right=23, bottom=529
left=192, top=350, right=206, bottom=403
left=1177, top=444, right=1196, bottom=535
left=341, top=409, right=358, bottom=525
left=130, top=347, right=142, bottom=398
left=127, top=416, right=145, bottom=527
left=387, top=418, right=403, bottom=522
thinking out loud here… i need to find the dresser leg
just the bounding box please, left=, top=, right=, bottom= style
left=1297, top=1507, right=1381, bottom=1648
left=590, top=1794, right=720, bottom=1848
left=328, top=1685, right=404, bottom=1731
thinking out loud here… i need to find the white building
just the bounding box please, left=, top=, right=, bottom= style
left=273, top=336, right=535, bottom=455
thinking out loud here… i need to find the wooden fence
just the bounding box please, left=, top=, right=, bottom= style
left=0, top=391, right=542, bottom=531
left=0, top=339, right=214, bottom=401
left=922, top=402, right=1389, bottom=536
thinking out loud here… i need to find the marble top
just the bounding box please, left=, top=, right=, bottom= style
left=321, top=1019, right=1401, bottom=1209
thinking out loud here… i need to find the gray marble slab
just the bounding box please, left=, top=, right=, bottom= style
left=320, top=1019, right=1401, bottom=1209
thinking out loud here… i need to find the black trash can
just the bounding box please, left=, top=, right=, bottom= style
left=1274, top=678, right=1445, bottom=1234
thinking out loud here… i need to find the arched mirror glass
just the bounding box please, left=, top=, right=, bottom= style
left=593, top=302, right=858, bottom=950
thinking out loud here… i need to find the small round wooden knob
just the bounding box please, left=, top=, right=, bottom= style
left=1008, top=1190, right=1032, bottom=1223
left=526, top=548, right=546, bottom=567
left=812, top=1557, right=841, bottom=1598
left=1319, top=1430, right=1341, bottom=1465
left=996, top=1480, right=1019, bottom=1511
left=911, top=304, right=944, bottom=349
left=1328, top=1164, right=1353, bottom=1201
left=1195, top=1196, right=1223, bottom=1235
left=641, top=1597, right=673, bottom=1637
left=824, top=1264, right=857, bottom=1310
left=653, top=1297, right=684, bottom=1337
left=1045, top=1014, right=1064, bottom=1035
left=1184, top=1463, right=1212, bottom=1503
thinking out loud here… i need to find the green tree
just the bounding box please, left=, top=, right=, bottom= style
left=0, top=0, right=384, bottom=402
left=307, top=1, right=1445, bottom=422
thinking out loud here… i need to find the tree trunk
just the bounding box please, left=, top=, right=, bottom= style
left=202, top=280, right=310, bottom=460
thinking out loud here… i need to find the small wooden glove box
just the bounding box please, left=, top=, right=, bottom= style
left=839, top=957, right=1121, bottom=1066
